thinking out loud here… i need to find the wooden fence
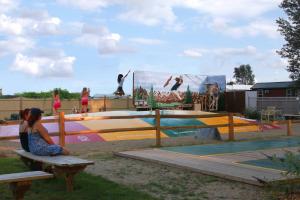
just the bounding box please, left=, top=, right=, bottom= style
left=0, top=96, right=134, bottom=120
left=0, top=111, right=297, bottom=147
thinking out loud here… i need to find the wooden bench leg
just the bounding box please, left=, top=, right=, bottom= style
left=65, top=172, right=76, bottom=192
left=54, top=165, right=87, bottom=192
left=20, top=156, right=43, bottom=171
left=9, top=181, right=32, bottom=200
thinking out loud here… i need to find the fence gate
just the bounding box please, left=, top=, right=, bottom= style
left=224, top=91, right=245, bottom=113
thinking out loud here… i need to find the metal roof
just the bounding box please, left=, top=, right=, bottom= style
left=226, top=85, right=253, bottom=91
left=251, top=81, right=298, bottom=89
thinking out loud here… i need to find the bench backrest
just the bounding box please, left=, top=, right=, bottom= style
left=15, top=150, right=94, bottom=167
left=0, top=171, right=53, bottom=184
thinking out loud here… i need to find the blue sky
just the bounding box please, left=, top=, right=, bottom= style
left=0, top=0, right=289, bottom=95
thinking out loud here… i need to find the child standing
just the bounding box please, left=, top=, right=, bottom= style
left=81, top=87, right=90, bottom=113
left=53, top=89, right=61, bottom=115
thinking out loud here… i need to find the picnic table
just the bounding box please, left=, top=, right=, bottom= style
left=15, top=150, right=94, bottom=191
left=283, top=114, right=300, bottom=120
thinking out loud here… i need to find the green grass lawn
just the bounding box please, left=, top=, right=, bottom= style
left=0, top=157, right=158, bottom=200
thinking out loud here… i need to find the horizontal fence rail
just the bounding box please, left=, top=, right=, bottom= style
left=0, top=110, right=298, bottom=147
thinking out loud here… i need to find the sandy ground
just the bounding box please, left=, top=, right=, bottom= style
left=1, top=125, right=300, bottom=200
left=83, top=152, right=269, bottom=200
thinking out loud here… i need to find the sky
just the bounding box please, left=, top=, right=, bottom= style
left=0, top=0, right=290, bottom=95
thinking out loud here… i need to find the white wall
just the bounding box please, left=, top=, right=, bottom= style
left=245, top=91, right=257, bottom=110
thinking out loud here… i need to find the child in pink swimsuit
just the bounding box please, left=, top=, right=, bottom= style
left=81, top=87, right=90, bottom=113
left=53, top=89, right=61, bottom=115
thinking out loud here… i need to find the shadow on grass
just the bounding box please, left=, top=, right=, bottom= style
left=0, top=158, right=158, bottom=200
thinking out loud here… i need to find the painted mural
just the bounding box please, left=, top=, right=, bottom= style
left=133, top=71, right=226, bottom=110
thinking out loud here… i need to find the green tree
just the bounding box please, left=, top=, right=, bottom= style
left=184, top=85, right=193, bottom=104
left=233, top=64, right=255, bottom=85
left=16, top=88, right=80, bottom=99
left=147, top=86, right=157, bottom=109
left=277, top=0, right=300, bottom=80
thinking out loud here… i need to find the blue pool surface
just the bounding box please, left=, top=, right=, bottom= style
left=163, top=137, right=300, bottom=156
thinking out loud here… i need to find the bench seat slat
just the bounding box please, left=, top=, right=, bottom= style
left=0, top=171, right=53, bottom=183
left=15, top=150, right=94, bottom=166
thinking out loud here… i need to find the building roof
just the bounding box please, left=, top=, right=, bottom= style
left=251, top=81, right=298, bottom=90
left=226, top=85, right=253, bottom=91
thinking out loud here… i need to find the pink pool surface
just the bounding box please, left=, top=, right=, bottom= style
left=0, top=121, right=104, bottom=144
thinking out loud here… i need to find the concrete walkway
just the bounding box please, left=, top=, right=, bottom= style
left=116, top=146, right=299, bottom=186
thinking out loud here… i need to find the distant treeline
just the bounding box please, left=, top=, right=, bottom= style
left=15, top=88, right=81, bottom=100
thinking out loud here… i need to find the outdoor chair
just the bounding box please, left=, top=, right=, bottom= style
left=260, top=106, right=283, bottom=121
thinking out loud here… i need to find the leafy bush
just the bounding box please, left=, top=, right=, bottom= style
left=16, top=88, right=80, bottom=100
left=244, top=108, right=259, bottom=120
left=11, top=113, right=20, bottom=120
left=265, top=151, right=300, bottom=200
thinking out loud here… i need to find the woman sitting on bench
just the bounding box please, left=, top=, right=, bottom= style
left=28, top=108, right=69, bottom=156
left=19, top=108, right=30, bottom=152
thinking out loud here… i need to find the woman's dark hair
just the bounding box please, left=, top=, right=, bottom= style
left=19, top=108, right=30, bottom=120
left=54, top=89, right=59, bottom=96
left=28, top=108, right=43, bottom=127
left=117, top=74, right=123, bottom=83
left=82, top=87, right=87, bottom=96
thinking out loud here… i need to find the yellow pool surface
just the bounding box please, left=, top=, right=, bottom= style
left=61, top=110, right=266, bottom=141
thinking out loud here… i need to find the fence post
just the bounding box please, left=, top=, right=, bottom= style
left=104, top=96, right=107, bottom=111
left=228, top=112, right=234, bottom=141
left=155, top=109, right=161, bottom=147
left=19, top=97, right=23, bottom=111
left=127, top=96, right=130, bottom=109
left=287, top=119, right=292, bottom=136
left=58, top=112, right=66, bottom=147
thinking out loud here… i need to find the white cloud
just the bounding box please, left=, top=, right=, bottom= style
left=183, top=46, right=257, bottom=58
left=0, top=10, right=62, bottom=36
left=74, top=24, right=133, bottom=55
left=56, top=0, right=280, bottom=34
left=11, top=51, right=76, bottom=77
left=57, top=0, right=182, bottom=30
left=117, top=0, right=179, bottom=29
left=56, top=0, right=109, bottom=10
left=0, top=37, right=34, bottom=57
left=182, top=49, right=203, bottom=58
left=0, top=14, right=23, bottom=35
left=181, top=0, right=280, bottom=19
left=129, top=37, right=164, bottom=45
left=0, top=0, right=19, bottom=14
left=255, top=49, right=289, bottom=69
left=214, top=46, right=257, bottom=57
left=210, top=18, right=279, bottom=38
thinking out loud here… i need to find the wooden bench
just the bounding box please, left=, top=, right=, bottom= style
left=15, top=150, right=94, bottom=191
left=0, top=171, right=53, bottom=200
left=283, top=114, right=300, bottom=120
